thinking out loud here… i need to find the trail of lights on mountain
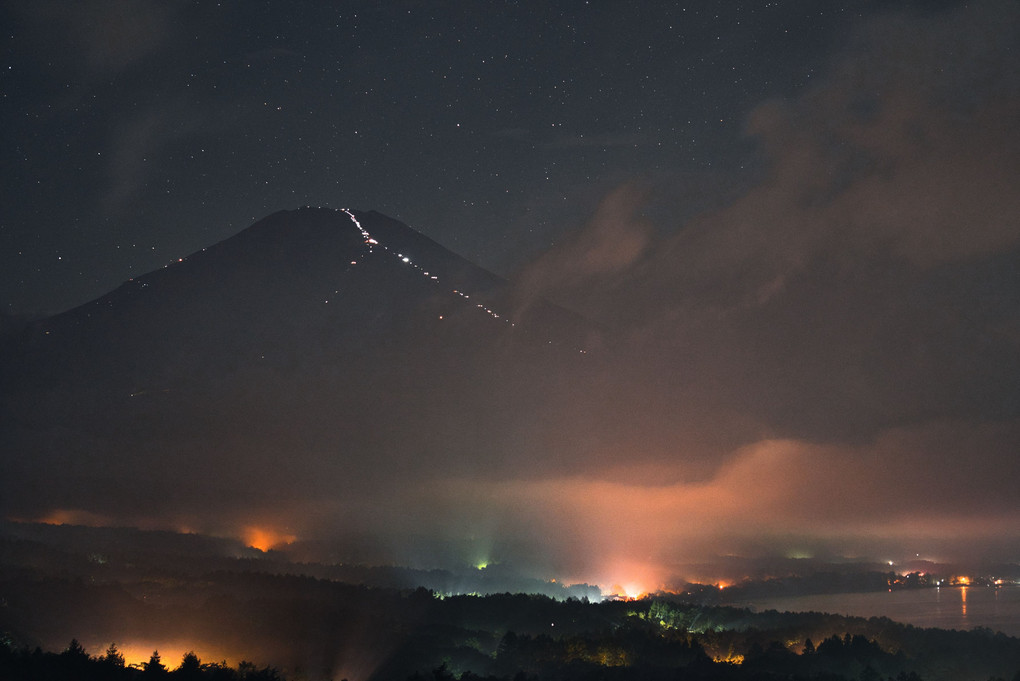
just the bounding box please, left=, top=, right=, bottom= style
left=140, top=207, right=585, bottom=354
left=339, top=208, right=514, bottom=327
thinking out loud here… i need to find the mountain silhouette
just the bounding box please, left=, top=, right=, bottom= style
left=0, top=208, right=598, bottom=534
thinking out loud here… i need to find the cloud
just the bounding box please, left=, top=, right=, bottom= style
left=512, top=183, right=653, bottom=319
left=512, top=0, right=1020, bottom=444
left=736, top=3, right=1020, bottom=271
left=533, top=2, right=1018, bottom=310
left=405, top=2, right=1020, bottom=585
left=392, top=419, right=1020, bottom=588
left=634, top=1, right=1020, bottom=310
left=103, top=109, right=175, bottom=212
left=16, top=0, right=181, bottom=79
left=19, top=417, right=1016, bottom=589
left=102, top=106, right=207, bottom=212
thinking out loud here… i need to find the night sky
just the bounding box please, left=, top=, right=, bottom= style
left=6, top=0, right=888, bottom=317
left=2, top=1, right=1019, bottom=590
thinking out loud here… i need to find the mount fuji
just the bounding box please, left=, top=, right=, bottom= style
left=0, top=208, right=598, bottom=545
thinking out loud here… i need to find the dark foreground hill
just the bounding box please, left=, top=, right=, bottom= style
left=0, top=208, right=599, bottom=540
left=2, top=525, right=1019, bottom=681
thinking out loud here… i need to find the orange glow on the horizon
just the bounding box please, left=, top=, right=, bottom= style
left=242, top=526, right=297, bottom=552
left=607, top=582, right=648, bottom=600
left=424, top=425, right=1020, bottom=592
left=108, top=641, right=236, bottom=669
left=591, top=557, right=667, bottom=599
left=620, top=584, right=647, bottom=600
left=33, top=509, right=112, bottom=527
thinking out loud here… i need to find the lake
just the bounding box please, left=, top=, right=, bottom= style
left=726, top=586, right=1020, bottom=637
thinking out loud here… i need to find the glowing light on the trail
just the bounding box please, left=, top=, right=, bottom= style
left=338, top=208, right=520, bottom=327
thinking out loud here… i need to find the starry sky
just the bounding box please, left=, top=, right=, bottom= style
left=2, top=1, right=1020, bottom=587
left=5, top=0, right=895, bottom=316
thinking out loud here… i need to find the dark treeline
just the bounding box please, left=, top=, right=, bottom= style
left=4, top=585, right=1020, bottom=681
left=0, top=639, right=282, bottom=681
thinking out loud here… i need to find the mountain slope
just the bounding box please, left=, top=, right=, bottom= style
left=0, top=208, right=598, bottom=535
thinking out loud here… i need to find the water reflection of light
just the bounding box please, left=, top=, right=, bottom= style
left=961, top=586, right=968, bottom=618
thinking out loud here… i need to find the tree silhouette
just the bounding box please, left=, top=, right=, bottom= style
left=98, top=643, right=128, bottom=679
left=143, top=650, right=169, bottom=677
left=62, top=638, right=88, bottom=660
left=103, top=643, right=126, bottom=668
left=60, top=638, right=91, bottom=677
left=174, top=651, right=203, bottom=680
left=237, top=660, right=285, bottom=680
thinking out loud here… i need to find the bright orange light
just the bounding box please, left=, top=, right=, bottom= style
left=592, top=557, right=666, bottom=599
left=621, top=584, right=647, bottom=600
left=242, top=526, right=296, bottom=552
left=609, top=583, right=647, bottom=600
